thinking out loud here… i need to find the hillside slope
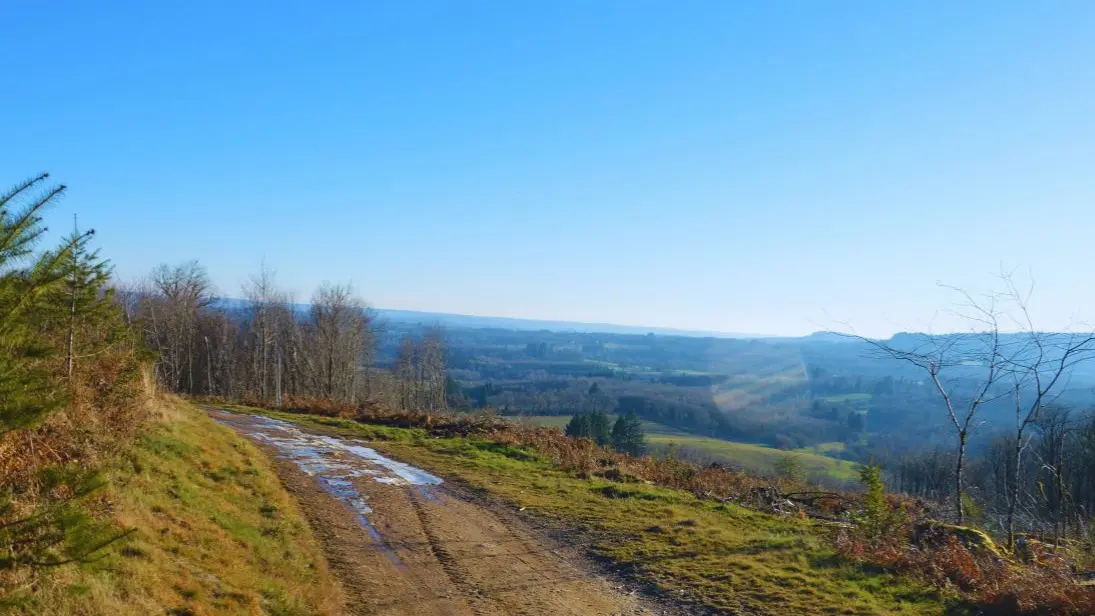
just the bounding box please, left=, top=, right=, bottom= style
left=16, top=400, right=342, bottom=615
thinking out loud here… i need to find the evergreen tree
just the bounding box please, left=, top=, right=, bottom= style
left=588, top=411, right=612, bottom=446
left=846, top=411, right=865, bottom=434
left=855, top=463, right=902, bottom=538
left=564, top=412, right=593, bottom=439
left=36, top=217, right=115, bottom=380
left=0, top=174, right=76, bottom=434
left=1, top=174, right=134, bottom=572
left=611, top=411, right=646, bottom=456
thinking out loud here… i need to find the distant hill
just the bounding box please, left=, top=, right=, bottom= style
left=212, top=298, right=766, bottom=339
left=373, top=308, right=770, bottom=339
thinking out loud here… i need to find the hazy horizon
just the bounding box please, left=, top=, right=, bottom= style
left=6, top=2, right=1095, bottom=338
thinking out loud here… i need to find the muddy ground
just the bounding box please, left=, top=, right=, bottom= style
left=209, top=410, right=664, bottom=616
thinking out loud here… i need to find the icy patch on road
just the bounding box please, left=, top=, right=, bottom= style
left=215, top=412, right=442, bottom=487
left=211, top=410, right=443, bottom=563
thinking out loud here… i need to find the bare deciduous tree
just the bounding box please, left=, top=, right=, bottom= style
left=848, top=287, right=1005, bottom=524
left=849, top=277, right=1095, bottom=530
left=146, top=261, right=214, bottom=393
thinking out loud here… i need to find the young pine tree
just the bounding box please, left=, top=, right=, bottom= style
left=612, top=411, right=646, bottom=456
left=565, top=412, right=593, bottom=439
left=0, top=174, right=135, bottom=574
left=35, top=217, right=115, bottom=381
left=856, top=463, right=905, bottom=539
left=588, top=411, right=612, bottom=446
left=0, top=174, right=74, bottom=434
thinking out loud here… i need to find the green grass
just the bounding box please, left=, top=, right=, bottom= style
left=18, top=401, right=342, bottom=615
left=507, top=413, right=688, bottom=435
left=647, top=435, right=861, bottom=484
left=512, top=415, right=859, bottom=484
left=799, top=441, right=848, bottom=455
left=232, top=405, right=954, bottom=615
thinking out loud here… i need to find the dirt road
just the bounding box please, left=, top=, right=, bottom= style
left=209, top=410, right=657, bottom=616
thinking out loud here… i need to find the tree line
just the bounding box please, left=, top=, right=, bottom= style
left=563, top=410, right=646, bottom=456
left=119, top=262, right=449, bottom=411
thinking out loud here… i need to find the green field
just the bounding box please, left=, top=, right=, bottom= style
left=649, top=435, right=860, bottom=484
left=507, top=413, right=688, bottom=435
left=800, top=441, right=847, bottom=454
left=507, top=415, right=860, bottom=484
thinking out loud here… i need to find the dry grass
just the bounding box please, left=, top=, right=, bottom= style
left=0, top=342, right=147, bottom=492
left=8, top=399, right=342, bottom=615
left=0, top=334, right=149, bottom=587
left=837, top=520, right=1095, bottom=615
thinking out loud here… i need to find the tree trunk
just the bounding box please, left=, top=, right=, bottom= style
left=326, top=349, right=334, bottom=398
left=955, top=430, right=967, bottom=525
left=205, top=336, right=214, bottom=396
left=260, top=315, right=268, bottom=401
left=1008, top=436, right=1021, bottom=551
left=1055, top=448, right=1065, bottom=545
left=66, top=215, right=78, bottom=380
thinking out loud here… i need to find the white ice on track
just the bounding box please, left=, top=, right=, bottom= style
left=242, top=413, right=443, bottom=487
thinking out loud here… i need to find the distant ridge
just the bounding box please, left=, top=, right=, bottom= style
left=212, top=298, right=766, bottom=339
left=373, top=308, right=770, bottom=338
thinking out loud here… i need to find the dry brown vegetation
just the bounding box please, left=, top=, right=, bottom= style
left=836, top=520, right=1095, bottom=615
left=0, top=314, right=149, bottom=602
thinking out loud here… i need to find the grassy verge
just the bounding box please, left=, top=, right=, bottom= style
left=16, top=400, right=342, bottom=616
left=229, top=405, right=953, bottom=615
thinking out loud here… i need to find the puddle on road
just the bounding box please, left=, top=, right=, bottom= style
left=212, top=410, right=443, bottom=562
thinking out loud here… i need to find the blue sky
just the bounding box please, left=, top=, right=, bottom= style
left=5, top=1, right=1094, bottom=337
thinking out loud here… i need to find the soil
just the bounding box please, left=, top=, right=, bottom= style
left=208, top=410, right=662, bottom=616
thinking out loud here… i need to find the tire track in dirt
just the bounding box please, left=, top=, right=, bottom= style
left=209, top=409, right=659, bottom=616
left=408, top=491, right=480, bottom=599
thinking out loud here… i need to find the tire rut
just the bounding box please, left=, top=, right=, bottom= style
left=208, top=409, right=660, bottom=616
left=410, top=490, right=500, bottom=615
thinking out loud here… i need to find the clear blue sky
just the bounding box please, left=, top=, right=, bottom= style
left=5, top=1, right=1094, bottom=337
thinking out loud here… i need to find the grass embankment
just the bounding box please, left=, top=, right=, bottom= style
left=230, top=405, right=950, bottom=615
left=513, top=414, right=859, bottom=484
left=18, top=401, right=341, bottom=616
